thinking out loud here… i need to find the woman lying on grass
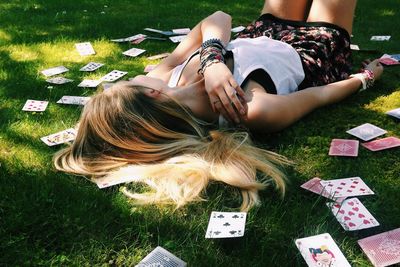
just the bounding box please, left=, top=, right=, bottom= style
left=54, top=0, right=383, bottom=211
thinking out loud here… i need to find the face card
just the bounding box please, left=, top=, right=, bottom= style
left=22, top=99, right=48, bottom=112
left=350, top=44, right=360, bottom=50
left=122, top=48, right=146, bottom=57
left=370, top=36, right=391, bottom=41
left=295, top=233, right=351, bottom=267
left=144, top=64, right=157, bottom=73
left=40, top=128, right=77, bottom=146
left=172, top=28, right=191, bottom=35
left=205, top=211, right=247, bottom=239
left=346, top=123, right=387, bottom=141
left=320, top=177, right=374, bottom=198
left=136, top=246, right=187, bottom=267
left=100, top=70, right=128, bottom=82
left=386, top=108, right=400, bottom=119
left=75, top=42, right=95, bottom=56
left=361, top=137, right=400, bottom=151
left=102, top=82, right=115, bottom=91
left=329, top=139, right=359, bottom=157
left=46, top=77, right=74, bottom=84
left=78, top=79, right=102, bottom=88
left=300, top=177, right=346, bottom=203
left=147, top=53, right=170, bottom=60
left=169, top=35, right=187, bottom=43
left=358, top=228, right=400, bottom=267
left=57, top=96, right=90, bottom=105
left=231, top=26, right=245, bottom=33
left=327, top=198, right=379, bottom=231
left=79, top=62, right=104, bottom=72
left=41, top=66, right=69, bottom=77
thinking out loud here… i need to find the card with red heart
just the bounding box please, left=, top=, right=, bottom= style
left=300, top=177, right=346, bottom=203
left=319, top=177, right=374, bottom=198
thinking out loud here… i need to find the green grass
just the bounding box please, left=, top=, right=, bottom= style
left=0, top=0, right=399, bottom=266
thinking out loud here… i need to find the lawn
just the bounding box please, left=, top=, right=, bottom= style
left=0, top=0, right=399, bottom=266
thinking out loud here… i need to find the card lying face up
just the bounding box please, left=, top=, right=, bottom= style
left=75, top=42, right=95, bottom=56
left=346, top=123, right=387, bottom=141
left=370, top=35, right=391, bottom=41
left=41, top=128, right=77, bottom=146
left=22, top=100, right=48, bottom=112
left=46, top=77, right=74, bottom=84
left=362, top=137, right=400, bottom=151
left=358, top=228, right=400, bottom=267
left=300, top=177, right=346, bottom=203
left=41, top=66, right=69, bottom=77
left=319, top=177, right=374, bottom=198
left=135, top=246, right=186, bottom=267
left=78, top=79, right=102, bottom=88
left=57, top=96, right=90, bottom=105
left=329, top=139, right=359, bottom=157
left=122, top=48, right=146, bottom=57
left=100, top=70, right=128, bottom=82
left=205, top=211, right=247, bottom=238
left=80, top=62, right=104, bottom=72
left=295, top=233, right=351, bottom=267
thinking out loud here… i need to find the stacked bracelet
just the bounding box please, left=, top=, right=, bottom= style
left=198, top=38, right=226, bottom=76
left=349, top=69, right=375, bottom=92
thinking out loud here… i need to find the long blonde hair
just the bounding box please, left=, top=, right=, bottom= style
left=54, top=81, right=288, bottom=211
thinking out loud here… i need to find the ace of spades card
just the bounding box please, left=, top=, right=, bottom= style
left=205, top=211, right=247, bottom=238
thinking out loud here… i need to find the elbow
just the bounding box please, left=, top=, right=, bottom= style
left=212, top=10, right=231, bottom=22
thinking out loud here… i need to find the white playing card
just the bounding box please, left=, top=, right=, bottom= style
left=327, top=198, right=379, bottom=231
left=205, top=211, right=247, bottom=239
left=350, top=44, right=360, bottom=50
left=22, top=99, right=48, bottom=112
left=300, top=177, right=346, bottom=203
left=100, top=70, right=127, bottom=82
left=172, top=28, right=191, bottom=35
left=75, top=42, right=95, bottom=56
left=40, top=128, right=77, bottom=146
left=346, top=123, right=387, bottom=141
left=319, top=177, right=374, bottom=198
left=147, top=53, right=170, bottom=60
left=169, top=35, right=187, bottom=43
left=57, top=96, right=90, bottom=105
left=370, top=36, right=391, bottom=41
left=79, top=62, right=104, bottom=72
left=135, top=246, right=187, bottom=267
left=122, top=48, right=146, bottom=57
left=386, top=108, right=400, bottom=119
left=295, top=233, right=351, bottom=267
left=111, top=34, right=147, bottom=43
left=41, top=66, right=69, bottom=77
left=144, top=27, right=174, bottom=36
left=46, top=77, right=74, bottom=84
left=231, top=26, right=245, bottom=33
left=78, top=79, right=102, bottom=88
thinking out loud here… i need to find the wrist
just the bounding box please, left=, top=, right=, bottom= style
left=198, top=38, right=226, bottom=76
left=349, top=69, right=375, bottom=91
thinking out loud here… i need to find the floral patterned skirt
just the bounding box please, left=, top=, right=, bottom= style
left=236, top=13, right=352, bottom=90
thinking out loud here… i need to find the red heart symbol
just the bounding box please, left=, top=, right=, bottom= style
left=348, top=222, right=356, bottom=227
left=348, top=211, right=355, bottom=216
left=363, top=219, right=371, bottom=224
left=341, top=182, right=346, bottom=185
left=358, top=213, right=365, bottom=218
left=344, top=216, right=351, bottom=221
left=347, top=189, right=352, bottom=192
left=360, top=188, right=366, bottom=191
left=348, top=201, right=354, bottom=206
left=337, top=187, right=343, bottom=190
left=353, top=181, right=359, bottom=184
left=339, top=210, right=345, bottom=214
left=352, top=207, right=359, bottom=211
left=350, top=185, right=356, bottom=188
left=334, top=204, right=341, bottom=208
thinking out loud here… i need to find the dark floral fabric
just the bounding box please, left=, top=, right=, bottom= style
left=236, top=13, right=352, bottom=90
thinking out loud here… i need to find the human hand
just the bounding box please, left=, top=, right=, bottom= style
left=203, top=62, right=247, bottom=124
left=361, top=59, right=384, bottom=80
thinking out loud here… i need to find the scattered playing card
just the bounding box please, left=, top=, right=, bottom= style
left=350, top=44, right=360, bottom=50
left=147, top=53, right=170, bottom=60
left=370, top=36, right=391, bottom=41
left=111, top=34, right=147, bottom=43
left=75, top=42, right=95, bottom=56
left=144, top=27, right=174, bottom=36
left=386, top=108, right=400, bottom=119
left=358, top=228, right=400, bottom=267
left=172, top=28, right=191, bottom=35
left=391, top=54, right=400, bottom=61
left=362, top=137, right=400, bottom=151
left=78, top=79, right=102, bottom=88
left=122, top=48, right=146, bottom=57
left=169, top=35, right=187, bottom=43
left=102, top=82, right=115, bottom=91
left=40, top=128, right=77, bottom=146
left=22, top=100, right=48, bottom=112
left=231, top=26, right=245, bottom=33
left=144, top=64, right=157, bottom=73
left=346, top=123, right=387, bottom=141
left=379, top=54, right=400, bottom=66
left=205, top=211, right=247, bottom=239
left=57, top=96, right=90, bottom=105
left=135, top=246, right=187, bottom=267
left=131, top=37, right=146, bottom=44
left=41, top=66, right=69, bottom=77
left=46, top=77, right=74, bottom=84
left=80, top=62, right=104, bottom=72
left=329, top=139, right=359, bottom=157
left=320, top=177, right=374, bottom=198
left=300, top=177, right=346, bottom=203
left=327, top=197, right=379, bottom=231
left=295, top=233, right=351, bottom=267
left=100, top=70, right=127, bottom=82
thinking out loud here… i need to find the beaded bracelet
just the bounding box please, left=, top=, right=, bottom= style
left=349, top=69, right=375, bottom=92
left=198, top=38, right=226, bottom=76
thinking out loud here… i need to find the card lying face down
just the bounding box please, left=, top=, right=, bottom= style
left=205, top=211, right=247, bottom=238
left=329, top=139, right=359, bottom=157
left=295, top=233, right=351, bottom=267
left=386, top=108, right=400, bottom=119
left=135, top=246, right=186, bottom=267
left=346, top=123, right=387, bottom=141
left=362, top=137, right=400, bottom=151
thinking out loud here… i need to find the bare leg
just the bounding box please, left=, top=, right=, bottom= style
left=261, top=0, right=310, bottom=21
left=307, top=0, right=357, bottom=34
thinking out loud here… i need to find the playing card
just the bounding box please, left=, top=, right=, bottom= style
left=358, top=228, right=400, bottom=267
left=111, top=34, right=147, bottom=42
left=40, top=128, right=77, bottom=146
left=144, top=27, right=174, bottom=36
left=205, top=211, right=247, bottom=239
left=122, top=48, right=146, bottom=57
left=172, top=28, right=191, bottom=35
left=386, top=108, right=400, bottom=119
left=22, top=100, right=48, bottom=112
left=135, top=246, right=187, bottom=267
left=370, top=36, right=391, bottom=41
left=144, top=64, right=157, bottom=73
left=75, top=42, right=95, bottom=56
left=78, top=79, right=102, bottom=88
left=346, top=123, right=387, bottom=141
left=41, top=66, right=69, bottom=77
left=362, top=137, right=400, bottom=151
left=295, top=233, right=351, bottom=267
left=350, top=44, right=360, bottom=50
left=320, top=177, right=374, bottom=198
left=131, top=37, right=146, bottom=44
left=300, top=177, right=346, bottom=203
left=169, top=35, right=187, bottom=43
left=57, top=96, right=90, bottom=105
left=231, top=26, right=245, bottom=33
left=329, top=139, right=359, bottom=157
left=147, top=53, right=170, bottom=60
left=46, top=77, right=74, bottom=84
left=100, top=70, right=127, bottom=82
left=327, top=197, right=379, bottom=231
left=379, top=55, right=400, bottom=66
left=79, top=62, right=104, bottom=72
left=102, top=82, right=115, bottom=91
left=390, top=54, right=400, bottom=61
